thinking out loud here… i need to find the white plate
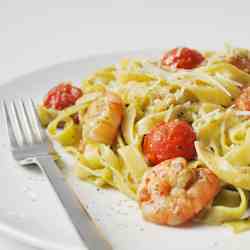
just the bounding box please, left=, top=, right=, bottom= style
left=0, top=49, right=249, bottom=250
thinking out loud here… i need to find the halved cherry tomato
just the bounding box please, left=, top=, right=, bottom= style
left=161, top=47, right=204, bottom=70
left=235, top=86, right=250, bottom=111
left=143, top=120, right=196, bottom=165
left=43, top=82, right=83, bottom=110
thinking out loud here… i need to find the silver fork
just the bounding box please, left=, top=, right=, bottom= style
left=1, top=99, right=112, bottom=250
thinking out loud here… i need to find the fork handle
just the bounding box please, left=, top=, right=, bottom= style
left=35, top=155, right=112, bottom=250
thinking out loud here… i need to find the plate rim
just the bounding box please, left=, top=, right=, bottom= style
left=0, top=47, right=163, bottom=90
left=0, top=48, right=163, bottom=250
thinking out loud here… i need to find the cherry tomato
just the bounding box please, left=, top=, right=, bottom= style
left=43, top=82, right=83, bottom=110
left=143, top=120, right=196, bottom=165
left=235, top=87, right=250, bottom=111
left=161, top=47, right=204, bottom=70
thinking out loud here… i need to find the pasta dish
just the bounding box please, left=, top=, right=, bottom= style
left=38, top=45, right=250, bottom=232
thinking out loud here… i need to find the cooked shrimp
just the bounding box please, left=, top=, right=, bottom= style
left=235, top=86, right=250, bottom=111
left=82, top=91, right=123, bottom=145
left=226, top=48, right=250, bottom=74
left=138, top=157, right=220, bottom=226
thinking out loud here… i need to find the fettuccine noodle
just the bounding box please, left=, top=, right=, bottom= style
left=39, top=45, right=250, bottom=231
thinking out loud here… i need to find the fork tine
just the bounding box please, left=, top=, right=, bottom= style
left=20, top=99, right=35, bottom=144
left=1, top=101, right=19, bottom=148
left=26, top=99, right=47, bottom=142
left=12, top=101, right=29, bottom=145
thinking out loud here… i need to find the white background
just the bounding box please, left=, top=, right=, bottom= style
left=0, top=0, right=250, bottom=249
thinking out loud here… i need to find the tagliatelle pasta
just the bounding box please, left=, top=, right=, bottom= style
left=39, top=45, right=250, bottom=231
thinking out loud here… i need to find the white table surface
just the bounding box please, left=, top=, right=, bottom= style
left=1, top=0, right=250, bottom=249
